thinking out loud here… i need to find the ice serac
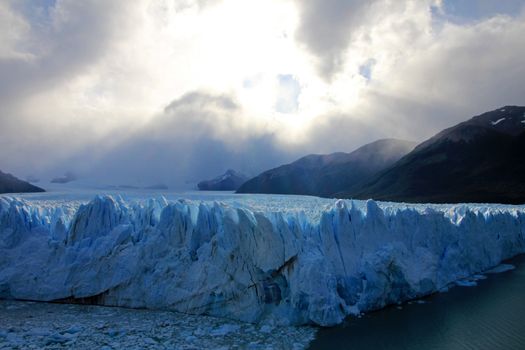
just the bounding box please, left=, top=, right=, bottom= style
left=0, top=196, right=524, bottom=326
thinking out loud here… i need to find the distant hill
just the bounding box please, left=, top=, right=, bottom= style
left=344, top=106, right=525, bottom=204
left=0, top=170, right=45, bottom=194
left=198, top=169, right=249, bottom=191
left=237, top=139, right=416, bottom=196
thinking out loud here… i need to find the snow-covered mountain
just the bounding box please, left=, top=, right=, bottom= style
left=1, top=195, right=523, bottom=326
left=198, top=169, right=248, bottom=191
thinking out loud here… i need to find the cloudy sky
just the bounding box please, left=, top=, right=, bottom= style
left=1, top=0, right=524, bottom=187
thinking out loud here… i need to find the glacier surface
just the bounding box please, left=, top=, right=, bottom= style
left=0, top=193, right=524, bottom=326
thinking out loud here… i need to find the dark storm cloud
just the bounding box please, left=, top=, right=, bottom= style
left=0, top=0, right=132, bottom=108
left=294, top=0, right=379, bottom=79
left=164, top=91, right=239, bottom=113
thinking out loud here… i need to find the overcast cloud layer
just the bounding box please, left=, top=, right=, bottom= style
left=1, top=0, right=524, bottom=187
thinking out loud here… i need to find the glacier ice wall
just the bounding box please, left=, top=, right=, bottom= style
left=0, top=195, right=524, bottom=326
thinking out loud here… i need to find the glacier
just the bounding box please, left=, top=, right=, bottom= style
left=0, top=194, right=524, bottom=326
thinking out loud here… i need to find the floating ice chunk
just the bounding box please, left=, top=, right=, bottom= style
left=6, top=333, right=23, bottom=346
left=455, top=280, right=478, bottom=287
left=210, top=324, right=241, bottom=336
left=472, top=274, right=487, bottom=280
left=485, top=264, right=515, bottom=274
left=64, top=325, right=82, bottom=334
left=260, top=325, right=274, bottom=333
left=28, top=328, right=53, bottom=337
left=45, top=333, right=70, bottom=345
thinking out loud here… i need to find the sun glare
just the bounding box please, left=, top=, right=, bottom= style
left=149, top=0, right=364, bottom=137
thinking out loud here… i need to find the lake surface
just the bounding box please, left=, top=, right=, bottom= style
left=309, top=255, right=525, bottom=350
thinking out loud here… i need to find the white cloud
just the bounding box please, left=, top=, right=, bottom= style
left=296, top=0, right=525, bottom=150
left=0, top=2, right=31, bottom=60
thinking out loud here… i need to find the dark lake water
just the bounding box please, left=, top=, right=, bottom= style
left=308, top=255, right=525, bottom=350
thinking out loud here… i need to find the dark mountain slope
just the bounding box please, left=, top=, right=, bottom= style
left=198, top=169, right=249, bottom=191
left=0, top=170, right=45, bottom=194
left=345, top=106, right=525, bottom=204
left=237, top=139, right=416, bottom=196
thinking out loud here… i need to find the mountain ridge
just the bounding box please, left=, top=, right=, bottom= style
left=198, top=169, right=249, bottom=191
left=0, top=170, right=45, bottom=194
left=236, top=138, right=417, bottom=196
left=343, top=106, right=525, bottom=203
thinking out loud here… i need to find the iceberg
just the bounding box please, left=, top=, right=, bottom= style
left=0, top=195, right=524, bottom=326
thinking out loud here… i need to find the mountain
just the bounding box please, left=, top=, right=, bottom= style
left=236, top=139, right=416, bottom=196
left=345, top=106, right=525, bottom=204
left=198, top=169, right=249, bottom=191
left=0, top=170, right=45, bottom=194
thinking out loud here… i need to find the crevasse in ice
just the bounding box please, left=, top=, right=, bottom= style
left=0, top=195, right=524, bottom=326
